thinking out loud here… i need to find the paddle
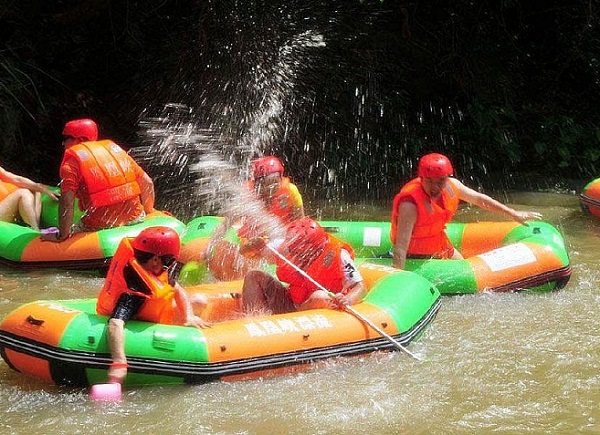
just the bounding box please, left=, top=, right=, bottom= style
left=265, top=244, right=422, bottom=361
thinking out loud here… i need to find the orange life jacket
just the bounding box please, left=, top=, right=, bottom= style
left=0, top=182, right=19, bottom=202
left=96, top=238, right=176, bottom=324
left=61, top=140, right=141, bottom=209
left=238, top=177, right=297, bottom=239
left=276, top=235, right=355, bottom=305
left=390, top=177, right=460, bottom=258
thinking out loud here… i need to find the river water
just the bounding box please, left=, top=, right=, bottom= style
left=0, top=190, right=598, bottom=434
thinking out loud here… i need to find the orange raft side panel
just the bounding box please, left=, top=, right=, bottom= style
left=200, top=303, right=397, bottom=364
left=459, top=221, right=520, bottom=258
left=187, top=280, right=245, bottom=323
left=467, top=242, right=566, bottom=291
left=0, top=302, right=81, bottom=347
left=21, top=232, right=104, bottom=262
left=582, top=180, right=600, bottom=217
left=4, top=349, right=54, bottom=383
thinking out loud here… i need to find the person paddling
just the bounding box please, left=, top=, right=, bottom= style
left=239, top=217, right=366, bottom=315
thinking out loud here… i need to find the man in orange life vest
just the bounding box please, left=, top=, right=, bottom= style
left=390, top=153, right=543, bottom=269
left=206, top=155, right=305, bottom=280
left=234, top=155, right=305, bottom=239
left=250, top=155, right=304, bottom=223
left=0, top=165, right=58, bottom=231
left=96, top=226, right=210, bottom=384
left=239, top=217, right=366, bottom=314
left=41, top=118, right=155, bottom=242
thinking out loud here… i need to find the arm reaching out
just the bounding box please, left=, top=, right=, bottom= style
left=453, top=179, right=542, bottom=224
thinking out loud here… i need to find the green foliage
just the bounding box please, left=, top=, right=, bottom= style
left=1, top=0, right=600, bottom=195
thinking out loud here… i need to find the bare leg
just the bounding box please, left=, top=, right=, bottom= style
left=34, top=191, right=42, bottom=224
left=0, top=189, right=40, bottom=230
left=17, top=190, right=40, bottom=230
left=297, top=290, right=333, bottom=311
left=242, top=270, right=295, bottom=315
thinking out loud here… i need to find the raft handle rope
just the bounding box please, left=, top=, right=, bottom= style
left=266, top=244, right=422, bottom=361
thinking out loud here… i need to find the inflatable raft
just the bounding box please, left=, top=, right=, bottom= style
left=0, top=263, right=440, bottom=387
left=580, top=177, right=600, bottom=217
left=180, top=216, right=571, bottom=294
left=0, top=193, right=187, bottom=269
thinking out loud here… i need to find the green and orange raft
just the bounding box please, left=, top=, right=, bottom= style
left=181, top=216, right=571, bottom=295
left=580, top=177, right=600, bottom=218
left=0, top=263, right=440, bottom=386
left=0, top=192, right=186, bottom=269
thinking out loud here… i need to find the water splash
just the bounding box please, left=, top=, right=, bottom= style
left=133, top=30, right=326, bottom=223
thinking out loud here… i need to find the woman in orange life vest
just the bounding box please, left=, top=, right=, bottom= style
left=0, top=165, right=58, bottom=231
left=97, top=226, right=210, bottom=384
left=40, top=118, right=155, bottom=242
left=206, top=156, right=305, bottom=279
left=239, top=217, right=367, bottom=315
left=390, top=153, right=543, bottom=269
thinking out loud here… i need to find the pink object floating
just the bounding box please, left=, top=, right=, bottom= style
left=90, top=383, right=122, bottom=402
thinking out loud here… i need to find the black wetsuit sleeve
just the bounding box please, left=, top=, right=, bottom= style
left=110, top=263, right=152, bottom=321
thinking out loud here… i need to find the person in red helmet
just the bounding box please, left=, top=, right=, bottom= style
left=0, top=165, right=58, bottom=231
left=238, top=155, right=304, bottom=237
left=205, top=155, right=305, bottom=280
left=41, top=118, right=155, bottom=242
left=391, top=153, right=542, bottom=269
left=96, top=226, right=210, bottom=384
left=239, top=217, right=366, bottom=315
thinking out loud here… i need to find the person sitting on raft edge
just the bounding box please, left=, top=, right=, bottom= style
left=239, top=217, right=367, bottom=316
left=0, top=165, right=58, bottom=231
left=390, top=152, right=543, bottom=270
left=41, top=118, right=155, bottom=242
left=96, top=226, right=210, bottom=384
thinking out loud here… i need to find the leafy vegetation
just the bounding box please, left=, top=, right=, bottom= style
left=1, top=0, right=599, bottom=201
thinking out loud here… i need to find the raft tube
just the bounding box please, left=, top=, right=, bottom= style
left=181, top=216, right=571, bottom=294
left=0, top=263, right=440, bottom=387
left=580, top=177, right=600, bottom=217
left=321, top=220, right=571, bottom=294
left=0, top=192, right=187, bottom=269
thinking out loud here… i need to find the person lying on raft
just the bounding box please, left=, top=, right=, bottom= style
left=390, top=152, right=543, bottom=269
left=239, top=217, right=367, bottom=315
left=0, top=165, right=58, bottom=231
left=96, top=226, right=210, bottom=384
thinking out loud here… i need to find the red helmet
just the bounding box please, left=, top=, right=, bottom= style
left=62, top=118, right=98, bottom=141
left=283, top=217, right=328, bottom=253
left=132, top=226, right=181, bottom=258
left=252, top=156, right=284, bottom=179
left=418, top=153, right=454, bottom=178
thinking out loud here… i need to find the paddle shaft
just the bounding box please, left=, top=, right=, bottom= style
left=266, top=244, right=421, bottom=360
